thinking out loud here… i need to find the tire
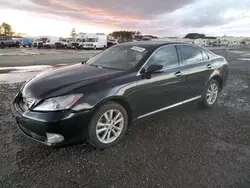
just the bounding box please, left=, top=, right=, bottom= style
left=15, top=42, right=20, bottom=48
left=103, top=45, right=106, bottom=50
left=199, top=79, right=220, bottom=109
left=0, top=43, right=5, bottom=49
left=23, top=45, right=26, bottom=48
left=29, top=45, right=32, bottom=48
left=94, top=46, right=97, bottom=50
left=87, top=102, right=128, bottom=149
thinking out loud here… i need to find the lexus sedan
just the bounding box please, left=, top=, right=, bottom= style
left=12, top=42, right=228, bottom=149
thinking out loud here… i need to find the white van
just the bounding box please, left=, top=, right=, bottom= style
left=83, top=33, right=107, bottom=49
left=43, top=36, right=60, bottom=48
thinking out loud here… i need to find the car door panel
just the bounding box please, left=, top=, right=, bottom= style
left=132, top=67, right=185, bottom=118
left=131, top=45, right=188, bottom=118
left=177, top=45, right=214, bottom=99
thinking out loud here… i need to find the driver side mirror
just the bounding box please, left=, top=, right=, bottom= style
left=140, top=64, right=164, bottom=79
left=146, top=64, right=163, bottom=73
left=81, top=60, right=88, bottom=64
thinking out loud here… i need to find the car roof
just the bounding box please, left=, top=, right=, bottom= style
left=119, top=41, right=188, bottom=51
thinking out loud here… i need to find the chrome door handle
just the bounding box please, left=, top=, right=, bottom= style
left=174, top=71, right=182, bottom=77
left=207, top=64, right=212, bottom=69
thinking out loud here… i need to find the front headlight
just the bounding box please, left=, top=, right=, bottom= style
left=33, top=94, right=83, bottom=111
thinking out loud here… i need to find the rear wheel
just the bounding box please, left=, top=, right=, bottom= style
left=15, top=42, right=20, bottom=48
left=87, top=102, right=128, bottom=149
left=199, top=79, right=219, bottom=109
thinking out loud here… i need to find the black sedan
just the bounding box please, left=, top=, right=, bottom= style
left=12, top=41, right=228, bottom=149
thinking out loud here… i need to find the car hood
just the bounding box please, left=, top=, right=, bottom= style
left=22, top=64, right=121, bottom=99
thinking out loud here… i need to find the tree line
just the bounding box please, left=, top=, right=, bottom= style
left=0, top=22, right=14, bottom=36
left=2, top=22, right=216, bottom=40
left=0, top=22, right=27, bottom=38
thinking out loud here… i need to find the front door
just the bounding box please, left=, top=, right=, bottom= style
left=132, top=45, right=187, bottom=119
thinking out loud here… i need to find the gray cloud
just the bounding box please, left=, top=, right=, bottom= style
left=29, top=0, right=197, bottom=19
left=1, top=0, right=250, bottom=36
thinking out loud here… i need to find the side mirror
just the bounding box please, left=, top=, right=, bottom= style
left=81, top=60, right=88, bottom=64
left=146, top=64, right=163, bottom=73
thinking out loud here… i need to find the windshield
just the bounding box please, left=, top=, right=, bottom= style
left=41, top=38, right=48, bottom=42
left=86, top=45, right=148, bottom=70
left=87, top=38, right=96, bottom=42
left=74, top=38, right=85, bottom=42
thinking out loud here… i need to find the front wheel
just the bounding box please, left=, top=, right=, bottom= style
left=199, top=79, right=219, bottom=109
left=87, top=102, right=128, bottom=149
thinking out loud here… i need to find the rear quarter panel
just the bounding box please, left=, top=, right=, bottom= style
left=208, top=56, right=228, bottom=87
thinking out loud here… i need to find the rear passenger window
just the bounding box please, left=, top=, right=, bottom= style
left=179, top=45, right=203, bottom=65
left=145, top=46, right=179, bottom=69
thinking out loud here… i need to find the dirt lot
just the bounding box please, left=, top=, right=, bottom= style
left=0, top=48, right=249, bottom=188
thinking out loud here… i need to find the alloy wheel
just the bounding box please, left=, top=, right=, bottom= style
left=206, top=83, right=218, bottom=105
left=96, top=109, right=124, bottom=144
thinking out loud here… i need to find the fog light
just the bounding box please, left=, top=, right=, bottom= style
left=46, top=133, right=64, bottom=144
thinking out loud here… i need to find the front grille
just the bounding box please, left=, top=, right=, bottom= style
left=72, top=43, right=79, bottom=46
left=55, top=42, right=62, bottom=45
left=86, top=44, right=93, bottom=46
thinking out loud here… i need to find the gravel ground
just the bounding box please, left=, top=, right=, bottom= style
left=0, top=48, right=249, bottom=188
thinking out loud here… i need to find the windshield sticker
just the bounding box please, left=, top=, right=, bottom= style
left=131, top=46, right=146, bottom=52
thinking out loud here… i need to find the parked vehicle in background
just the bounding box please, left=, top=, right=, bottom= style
left=71, top=38, right=86, bottom=49
left=22, top=38, right=33, bottom=47
left=33, top=38, right=40, bottom=47
left=55, top=38, right=73, bottom=49
left=37, top=37, right=49, bottom=48
left=43, top=36, right=60, bottom=48
left=0, top=37, right=20, bottom=48
left=142, top=36, right=152, bottom=41
left=12, top=42, right=228, bottom=149
left=107, top=39, right=119, bottom=48
left=70, top=32, right=88, bottom=49
left=83, top=33, right=107, bottom=50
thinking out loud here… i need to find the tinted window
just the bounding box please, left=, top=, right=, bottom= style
left=180, top=45, right=203, bottom=65
left=145, top=46, right=179, bottom=69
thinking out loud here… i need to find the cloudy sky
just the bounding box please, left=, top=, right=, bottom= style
left=0, top=0, right=250, bottom=37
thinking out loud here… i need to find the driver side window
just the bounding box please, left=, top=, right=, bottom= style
left=145, top=46, right=179, bottom=70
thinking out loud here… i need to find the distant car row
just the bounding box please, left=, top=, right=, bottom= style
left=0, top=33, right=119, bottom=50
left=0, top=37, right=21, bottom=48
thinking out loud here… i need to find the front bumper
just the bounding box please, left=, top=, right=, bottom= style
left=12, top=95, right=91, bottom=146
left=83, top=46, right=94, bottom=49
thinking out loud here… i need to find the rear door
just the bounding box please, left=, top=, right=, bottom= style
left=177, top=45, right=214, bottom=99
